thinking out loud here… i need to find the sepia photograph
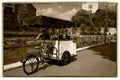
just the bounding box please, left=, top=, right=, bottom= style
left=2, top=1, right=117, bottom=77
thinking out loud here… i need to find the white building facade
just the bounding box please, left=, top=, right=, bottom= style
left=100, top=27, right=117, bottom=35
left=82, top=2, right=98, bottom=13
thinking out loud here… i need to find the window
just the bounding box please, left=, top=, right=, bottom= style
left=88, top=4, right=92, bottom=9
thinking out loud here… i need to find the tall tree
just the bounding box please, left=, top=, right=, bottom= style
left=17, top=4, right=28, bottom=31
left=93, top=9, right=117, bottom=28
left=71, top=9, right=95, bottom=35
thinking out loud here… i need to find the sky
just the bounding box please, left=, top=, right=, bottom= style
left=32, top=2, right=117, bottom=21
left=32, top=2, right=83, bottom=21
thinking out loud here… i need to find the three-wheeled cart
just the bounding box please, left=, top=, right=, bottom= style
left=20, top=15, right=77, bottom=75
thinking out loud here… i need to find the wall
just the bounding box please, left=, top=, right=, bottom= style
left=82, top=2, right=98, bottom=13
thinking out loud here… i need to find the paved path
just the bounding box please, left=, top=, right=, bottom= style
left=3, top=48, right=117, bottom=77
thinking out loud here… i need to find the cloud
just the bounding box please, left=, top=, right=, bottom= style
left=57, top=8, right=78, bottom=21
left=36, top=8, right=59, bottom=17
left=36, top=8, right=78, bottom=21
left=45, top=8, right=54, bottom=14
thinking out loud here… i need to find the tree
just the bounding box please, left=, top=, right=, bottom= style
left=80, top=23, right=86, bottom=34
left=17, top=4, right=28, bottom=31
left=93, top=9, right=117, bottom=28
left=71, top=9, right=90, bottom=25
left=71, top=8, right=117, bottom=35
left=93, top=9, right=106, bottom=28
left=71, top=9, right=94, bottom=35
left=107, top=10, right=117, bottom=27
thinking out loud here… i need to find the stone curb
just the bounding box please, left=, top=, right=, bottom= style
left=4, top=62, right=22, bottom=71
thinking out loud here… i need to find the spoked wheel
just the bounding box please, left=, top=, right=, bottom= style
left=62, top=51, right=71, bottom=65
left=23, top=55, right=39, bottom=75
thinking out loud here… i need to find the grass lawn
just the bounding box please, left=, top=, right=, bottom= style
left=3, top=47, right=21, bottom=65
left=89, top=42, right=117, bottom=62
left=3, top=47, right=28, bottom=65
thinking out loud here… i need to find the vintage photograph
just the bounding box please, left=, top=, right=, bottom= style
left=3, top=2, right=117, bottom=77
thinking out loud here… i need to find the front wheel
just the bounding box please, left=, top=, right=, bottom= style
left=23, top=55, right=39, bottom=75
left=62, top=51, right=71, bottom=65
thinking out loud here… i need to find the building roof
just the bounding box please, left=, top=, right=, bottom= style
left=23, top=15, right=74, bottom=28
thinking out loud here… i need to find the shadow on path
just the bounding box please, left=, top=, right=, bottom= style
left=28, top=56, right=77, bottom=75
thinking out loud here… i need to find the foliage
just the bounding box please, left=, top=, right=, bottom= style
left=71, top=9, right=91, bottom=26
left=71, top=8, right=117, bottom=35
left=93, top=9, right=117, bottom=28
left=71, top=9, right=96, bottom=35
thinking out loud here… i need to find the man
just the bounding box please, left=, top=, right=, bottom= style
left=108, top=33, right=112, bottom=44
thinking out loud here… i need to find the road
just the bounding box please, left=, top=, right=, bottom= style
left=3, top=47, right=117, bottom=77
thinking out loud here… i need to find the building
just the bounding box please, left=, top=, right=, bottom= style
left=82, top=2, right=117, bottom=13
left=3, top=3, right=36, bottom=31
left=82, top=2, right=98, bottom=13
left=100, top=27, right=117, bottom=35
left=108, top=27, right=117, bottom=35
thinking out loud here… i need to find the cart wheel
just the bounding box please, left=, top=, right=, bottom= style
left=62, top=51, right=71, bottom=65
left=23, top=55, right=39, bottom=75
